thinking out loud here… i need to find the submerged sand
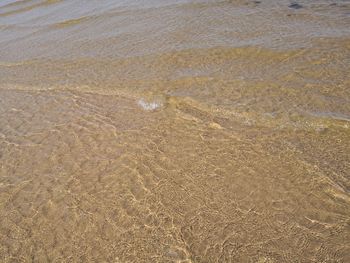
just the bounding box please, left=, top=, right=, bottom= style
left=0, top=0, right=350, bottom=262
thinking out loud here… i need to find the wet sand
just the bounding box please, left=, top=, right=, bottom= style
left=0, top=0, right=350, bottom=262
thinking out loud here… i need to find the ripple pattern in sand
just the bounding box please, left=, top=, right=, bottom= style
left=0, top=89, right=349, bottom=262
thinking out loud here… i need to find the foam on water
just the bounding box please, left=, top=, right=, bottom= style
left=137, top=98, right=163, bottom=111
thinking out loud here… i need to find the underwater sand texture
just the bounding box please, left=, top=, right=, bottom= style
left=0, top=0, right=350, bottom=262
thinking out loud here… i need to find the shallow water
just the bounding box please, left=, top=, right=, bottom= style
left=0, top=0, right=350, bottom=262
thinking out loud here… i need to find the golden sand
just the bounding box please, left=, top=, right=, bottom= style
left=0, top=0, right=349, bottom=262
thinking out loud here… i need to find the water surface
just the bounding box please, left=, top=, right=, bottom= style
left=0, top=0, right=350, bottom=262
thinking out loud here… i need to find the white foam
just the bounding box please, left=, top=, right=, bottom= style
left=137, top=98, right=163, bottom=111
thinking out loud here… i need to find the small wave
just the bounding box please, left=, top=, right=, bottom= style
left=0, top=0, right=62, bottom=17
left=52, top=16, right=93, bottom=28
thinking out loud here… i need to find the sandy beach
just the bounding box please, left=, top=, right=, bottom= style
left=0, top=1, right=350, bottom=262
